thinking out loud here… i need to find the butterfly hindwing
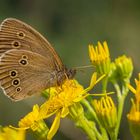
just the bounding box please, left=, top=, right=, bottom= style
left=0, top=49, right=57, bottom=101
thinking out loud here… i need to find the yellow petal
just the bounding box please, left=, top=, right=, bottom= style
left=18, top=104, right=40, bottom=128
left=47, top=112, right=61, bottom=140
left=103, top=41, right=109, bottom=57
left=61, top=107, right=69, bottom=118
left=89, top=45, right=94, bottom=61
left=0, top=127, right=26, bottom=140
left=90, top=72, right=97, bottom=87
left=95, top=74, right=106, bottom=84
left=17, top=130, right=26, bottom=140
left=127, top=84, right=136, bottom=94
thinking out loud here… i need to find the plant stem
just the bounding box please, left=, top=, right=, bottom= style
left=113, top=81, right=129, bottom=140
left=102, top=77, right=108, bottom=93
left=113, top=82, right=121, bottom=99
left=33, top=120, right=49, bottom=140
left=81, top=99, right=108, bottom=140
left=116, top=82, right=129, bottom=134
left=81, top=99, right=100, bottom=124
left=115, top=95, right=125, bottom=140
left=69, top=103, right=107, bottom=140
left=77, top=115, right=97, bottom=140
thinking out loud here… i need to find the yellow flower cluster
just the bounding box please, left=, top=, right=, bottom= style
left=18, top=73, right=103, bottom=139
left=127, top=73, right=140, bottom=139
left=89, top=41, right=111, bottom=75
left=127, top=73, right=140, bottom=122
left=89, top=41, right=110, bottom=64
left=92, top=96, right=117, bottom=133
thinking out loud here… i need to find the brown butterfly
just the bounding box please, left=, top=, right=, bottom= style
left=0, top=18, right=76, bottom=101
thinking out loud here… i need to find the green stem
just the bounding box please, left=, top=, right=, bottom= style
left=113, top=82, right=121, bottom=99
left=81, top=99, right=100, bottom=124
left=69, top=104, right=97, bottom=140
left=77, top=115, right=98, bottom=140
left=33, top=120, right=49, bottom=140
left=113, top=82, right=129, bottom=140
left=109, top=130, right=117, bottom=140
left=116, top=82, right=129, bottom=134
left=81, top=99, right=108, bottom=140
left=102, top=77, right=108, bottom=93
left=115, top=96, right=125, bottom=139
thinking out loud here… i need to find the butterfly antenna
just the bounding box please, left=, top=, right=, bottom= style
left=74, top=65, right=94, bottom=69
left=72, top=65, right=94, bottom=73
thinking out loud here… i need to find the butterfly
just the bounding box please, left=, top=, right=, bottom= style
left=0, top=18, right=76, bottom=101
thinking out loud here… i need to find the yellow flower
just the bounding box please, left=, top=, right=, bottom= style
left=18, top=104, right=49, bottom=139
left=0, top=127, right=25, bottom=140
left=128, top=73, right=140, bottom=102
left=89, top=41, right=111, bottom=75
left=40, top=73, right=104, bottom=119
left=39, top=72, right=104, bottom=139
left=17, top=73, right=104, bottom=140
left=92, top=96, right=117, bottom=134
left=18, top=104, right=40, bottom=130
left=127, top=74, right=140, bottom=139
left=127, top=99, right=140, bottom=122
left=115, top=55, right=133, bottom=81
left=39, top=80, right=83, bottom=118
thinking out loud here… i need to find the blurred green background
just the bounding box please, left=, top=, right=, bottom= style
left=0, top=0, right=140, bottom=139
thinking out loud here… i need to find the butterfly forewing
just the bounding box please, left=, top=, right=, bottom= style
left=0, top=18, right=63, bottom=69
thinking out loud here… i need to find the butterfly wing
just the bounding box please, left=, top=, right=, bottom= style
left=0, top=49, right=58, bottom=101
left=0, top=18, right=63, bottom=70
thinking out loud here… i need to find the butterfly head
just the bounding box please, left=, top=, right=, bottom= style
left=66, top=68, right=76, bottom=79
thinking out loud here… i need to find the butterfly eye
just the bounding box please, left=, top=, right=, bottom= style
left=16, top=87, right=21, bottom=92
left=12, top=41, right=21, bottom=48
left=17, top=31, right=25, bottom=39
left=12, top=78, right=20, bottom=86
left=19, top=59, right=28, bottom=66
left=9, top=70, right=17, bottom=78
